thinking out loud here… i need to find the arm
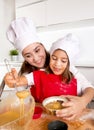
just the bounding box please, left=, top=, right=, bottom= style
left=56, top=87, right=94, bottom=120
left=56, top=66, right=94, bottom=120
left=81, top=87, right=94, bottom=106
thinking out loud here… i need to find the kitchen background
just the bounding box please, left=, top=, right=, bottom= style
left=0, top=0, right=94, bottom=90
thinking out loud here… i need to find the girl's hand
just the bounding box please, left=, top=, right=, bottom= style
left=56, top=95, right=87, bottom=120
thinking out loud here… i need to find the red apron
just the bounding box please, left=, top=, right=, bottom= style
left=30, top=70, right=77, bottom=103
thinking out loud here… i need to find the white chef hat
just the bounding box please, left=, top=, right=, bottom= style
left=50, top=33, right=80, bottom=65
left=6, top=17, right=41, bottom=53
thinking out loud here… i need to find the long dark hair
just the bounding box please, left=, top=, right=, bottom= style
left=19, top=50, right=50, bottom=75
left=46, top=51, right=74, bottom=84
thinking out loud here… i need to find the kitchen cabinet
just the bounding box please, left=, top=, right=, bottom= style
left=46, top=0, right=94, bottom=25
left=16, top=0, right=94, bottom=28
left=16, top=0, right=42, bottom=7
left=16, top=0, right=46, bottom=27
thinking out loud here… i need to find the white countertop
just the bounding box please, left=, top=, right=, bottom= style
left=0, top=61, right=23, bottom=66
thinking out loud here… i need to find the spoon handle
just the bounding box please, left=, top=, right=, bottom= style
left=4, top=58, right=18, bottom=91
left=0, top=79, right=5, bottom=99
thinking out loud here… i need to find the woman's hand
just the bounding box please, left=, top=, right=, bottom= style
left=4, top=68, right=18, bottom=88
left=4, top=68, right=28, bottom=88
left=56, top=95, right=87, bottom=120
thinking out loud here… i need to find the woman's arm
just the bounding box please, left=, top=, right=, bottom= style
left=56, top=87, right=94, bottom=120
left=81, top=87, right=94, bottom=106
left=56, top=66, right=94, bottom=120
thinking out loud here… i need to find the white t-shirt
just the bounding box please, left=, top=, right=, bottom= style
left=70, top=66, right=94, bottom=95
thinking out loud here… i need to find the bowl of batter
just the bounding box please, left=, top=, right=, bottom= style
left=0, top=90, right=35, bottom=130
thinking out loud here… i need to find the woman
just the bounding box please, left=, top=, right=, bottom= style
left=6, top=17, right=50, bottom=75
left=5, top=17, right=94, bottom=120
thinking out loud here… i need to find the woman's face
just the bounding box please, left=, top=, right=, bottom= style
left=50, top=49, right=68, bottom=75
left=22, top=43, right=46, bottom=68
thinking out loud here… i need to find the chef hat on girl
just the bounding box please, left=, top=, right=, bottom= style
left=50, top=33, right=80, bottom=65
left=6, top=17, right=41, bottom=53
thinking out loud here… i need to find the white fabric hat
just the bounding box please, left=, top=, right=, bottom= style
left=6, top=17, right=41, bottom=53
left=50, top=33, right=80, bottom=65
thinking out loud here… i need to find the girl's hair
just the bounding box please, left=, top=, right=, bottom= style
left=46, top=50, right=74, bottom=84
left=19, top=50, right=50, bottom=76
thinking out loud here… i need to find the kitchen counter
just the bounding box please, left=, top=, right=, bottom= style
left=27, top=117, right=94, bottom=130
left=25, top=105, right=94, bottom=130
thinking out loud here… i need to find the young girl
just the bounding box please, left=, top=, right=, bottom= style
left=30, top=36, right=78, bottom=102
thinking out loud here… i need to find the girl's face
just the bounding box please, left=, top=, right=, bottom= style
left=22, top=43, right=46, bottom=68
left=50, top=49, right=68, bottom=75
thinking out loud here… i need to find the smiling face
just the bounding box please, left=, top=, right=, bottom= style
left=49, top=49, right=68, bottom=75
left=22, top=43, right=46, bottom=68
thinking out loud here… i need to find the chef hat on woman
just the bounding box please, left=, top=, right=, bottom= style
left=50, top=33, right=80, bottom=65
left=6, top=17, right=41, bottom=53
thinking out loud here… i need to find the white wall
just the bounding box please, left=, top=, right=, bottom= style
left=76, top=66, right=94, bottom=85
left=38, top=27, right=94, bottom=85
left=38, top=26, right=94, bottom=67
left=0, top=0, right=15, bottom=62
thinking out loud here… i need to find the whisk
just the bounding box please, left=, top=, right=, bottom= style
left=4, top=58, right=18, bottom=91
